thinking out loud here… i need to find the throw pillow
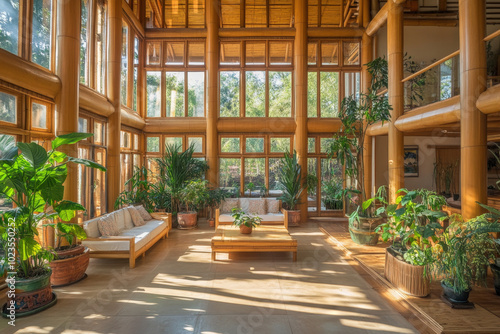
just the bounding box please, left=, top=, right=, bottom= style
left=97, top=215, right=119, bottom=236
left=221, top=198, right=239, bottom=214
left=135, top=205, right=153, bottom=221
left=266, top=199, right=280, bottom=214
left=128, top=206, right=146, bottom=226
left=248, top=199, right=266, bottom=215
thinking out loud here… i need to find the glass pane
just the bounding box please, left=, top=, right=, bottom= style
left=188, top=42, right=205, bottom=65
left=133, top=134, right=139, bottom=150
left=165, top=42, right=185, bottom=65
left=120, top=153, right=131, bottom=191
left=165, top=137, right=183, bottom=151
left=220, top=71, right=240, bottom=117
left=308, top=0, right=318, bottom=27
left=93, top=148, right=107, bottom=217
left=320, top=137, right=334, bottom=153
left=121, top=22, right=128, bottom=106
left=188, top=0, right=205, bottom=28
left=121, top=131, right=130, bottom=148
left=147, top=137, right=160, bottom=152
left=187, top=72, right=204, bottom=117
left=165, top=0, right=187, bottom=28
left=133, top=36, right=138, bottom=63
left=32, top=102, right=47, bottom=129
left=80, top=0, right=90, bottom=84
left=220, top=43, right=241, bottom=65
left=0, top=0, right=19, bottom=55
left=308, top=72, right=318, bottom=117
left=344, top=72, right=361, bottom=100
left=0, top=92, right=17, bottom=124
left=245, top=0, right=266, bottom=28
left=244, top=158, right=266, bottom=196
left=245, top=42, right=266, bottom=66
left=221, top=137, right=240, bottom=153
left=245, top=71, right=265, bottom=117
left=95, top=0, right=107, bottom=94
left=78, top=147, right=90, bottom=218
left=269, top=42, right=292, bottom=65
left=166, top=72, right=185, bottom=117
left=320, top=72, right=339, bottom=117
left=221, top=0, right=240, bottom=28
left=269, top=71, right=292, bottom=117
left=32, top=0, right=52, bottom=69
left=94, top=121, right=104, bottom=145
left=220, top=158, right=241, bottom=194
left=269, top=0, right=292, bottom=28
left=147, top=41, right=161, bottom=66
left=269, top=157, right=283, bottom=196
left=321, top=42, right=339, bottom=66
left=78, top=118, right=88, bottom=132
left=246, top=137, right=264, bottom=153
left=133, top=67, right=138, bottom=111
left=146, top=71, right=162, bottom=117
left=321, top=158, right=343, bottom=211
left=270, top=137, right=290, bottom=153
left=147, top=157, right=160, bottom=183
left=188, top=137, right=203, bottom=152
left=0, top=134, right=16, bottom=158
left=307, top=158, right=318, bottom=212
left=308, top=137, right=316, bottom=153
left=343, top=42, right=360, bottom=66
left=145, top=0, right=162, bottom=28
left=320, top=0, right=341, bottom=27
left=308, top=43, right=317, bottom=65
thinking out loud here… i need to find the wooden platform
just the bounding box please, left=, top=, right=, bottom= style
left=211, top=225, right=297, bottom=261
left=320, top=221, right=500, bottom=334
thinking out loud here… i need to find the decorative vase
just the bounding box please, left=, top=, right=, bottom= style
left=349, top=214, right=384, bottom=246
left=177, top=211, right=198, bottom=229
left=239, top=225, right=253, bottom=234
left=50, top=245, right=89, bottom=287
left=441, top=281, right=471, bottom=303
left=288, top=210, right=301, bottom=227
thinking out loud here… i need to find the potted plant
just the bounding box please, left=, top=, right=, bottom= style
left=0, top=133, right=105, bottom=316
left=277, top=151, right=305, bottom=227
left=322, top=180, right=344, bottom=210
left=245, top=182, right=256, bottom=197
left=150, top=179, right=171, bottom=213
left=377, top=188, right=448, bottom=297
left=328, top=57, right=392, bottom=243
left=231, top=208, right=262, bottom=234
left=206, top=187, right=229, bottom=227
left=43, top=222, right=90, bottom=287
left=430, top=213, right=500, bottom=304
left=177, top=180, right=209, bottom=229
left=115, top=166, right=156, bottom=212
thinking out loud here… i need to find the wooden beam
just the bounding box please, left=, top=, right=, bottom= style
left=146, top=28, right=207, bottom=39
left=404, top=18, right=457, bottom=27
left=217, top=118, right=296, bottom=133
left=307, top=119, right=341, bottom=133
left=362, top=32, right=374, bottom=198
left=366, top=121, right=388, bottom=136
left=477, top=82, right=500, bottom=115
left=308, top=27, right=364, bottom=38
left=122, top=0, right=145, bottom=38
left=79, top=84, right=114, bottom=117
left=366, top=2, right=389, bottom=37
left=121, top=107, right=145, bottom=129
left=438, top=0, right=447, bottom=12
left=219, top=28, right=295, bottom=38
left=145, top=118, right=207, bottom=133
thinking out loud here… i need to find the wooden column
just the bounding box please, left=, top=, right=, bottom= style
left=362, top=32, right=373, bottom=198
left=387, top=0, right=405, bottom=203
left=206, top=0, right=219, bottom=186
left=459, top=0, right=487, bottom=219
left=107, top=0, right=122, bottom=212
left=55, top=0, right=80, bottom=205
left=295, top=0, right=308, bottom=222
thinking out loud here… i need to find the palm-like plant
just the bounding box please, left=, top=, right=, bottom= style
left=115, top=166, right=156, bottom=212
left=277, top=151, right=305, bottom=210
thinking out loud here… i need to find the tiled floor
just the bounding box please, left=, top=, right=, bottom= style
left=0, top=220, right=418, bottom=334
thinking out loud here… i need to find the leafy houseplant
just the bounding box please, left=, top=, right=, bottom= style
left=206, top=188, right=229, bottom=227
left=306, top=173, right=318, bottom=197
left=231, top=208, right=262, bottom=234
left=328, top=57, right=391, bottom=241
left=322, top=180, right=344, bottom=210
left=277, top=151, right=305, bottom=227
left=177, top=180, right=209, bottom=229
left=115, top=166, right=156, bottom=212
left=0, top=133, right=105, bottom=314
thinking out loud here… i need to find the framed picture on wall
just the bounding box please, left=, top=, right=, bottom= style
left=404, top=146, right=419, bottom=177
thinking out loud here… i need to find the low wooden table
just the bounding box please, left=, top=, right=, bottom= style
left=211, top=225, right=297, bottom=261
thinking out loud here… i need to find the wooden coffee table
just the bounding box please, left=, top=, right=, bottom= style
left=211, top=225, right=297, bottom=261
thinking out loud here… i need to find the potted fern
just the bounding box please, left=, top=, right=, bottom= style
left=277, top=151, right=305, bottom=227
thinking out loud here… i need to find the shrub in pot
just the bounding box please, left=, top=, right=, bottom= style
left=0, top=133, right=105, bottom=315
left=322, top=180, right=344, bottom=210
left=278, top=151, right=305, bottom=227
left=231, top=208, right=262, bottom=234
left=205, top=187, right=229, bottom=227
left=115, top=166, right=156, bottom=212
left=177, top=180, right=209, bottom=229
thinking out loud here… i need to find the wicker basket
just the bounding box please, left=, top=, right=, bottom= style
left=384, top=247, right=430, bottom=297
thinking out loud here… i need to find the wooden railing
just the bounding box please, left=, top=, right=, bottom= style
left=402, top=50, right=460, bottom=83
left=485, top=29, right=500, bottom=42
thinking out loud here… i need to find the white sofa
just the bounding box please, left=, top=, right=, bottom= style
left=215, top=198, right=289, bottom=229
left=82, top=207, right=171, bottom=268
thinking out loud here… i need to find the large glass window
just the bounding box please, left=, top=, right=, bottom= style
left=244, top=158, right=266, bottom=195
left=220, top=71, right=240, bottom=117
left=308, top=72, right=318, bottom=117
left=187, top=72, right=204, bottom=117
left=320, top=72, right=339, bottom=117
left=80, top=0, right=90, bottom=84
left=0, top=0, right=20, bottom=55
left=269, top=158, right=283, bottom=196
left=32, top=0, right=53, bottom=69
left=245, top=71, right=265, bottom=117
left=165, top=72, right=185, bottom=117
left=133, top=37, right=139, bottom=111
left=269, top=71, right=292, bottom=117
left=121, top=21, right=129, bottom=106
left=95, top=0, right=107, bottom=94
left=220, top=158, right=241, bottom=191
left=146, top=71, right=161, bottom=117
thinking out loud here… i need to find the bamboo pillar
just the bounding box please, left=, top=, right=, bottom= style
left=55, top=0, right=80, bottom=207
left=206, top=0, right=219, bottom=186
left=362, top=32, right=373, bottom=198
left=107, top=0, right=122, bottom=212
left=459, top=0, right=487, bottom=219
left=387, top=0, right=405, bottom=203
left=295, top=0, right=308, bottom=222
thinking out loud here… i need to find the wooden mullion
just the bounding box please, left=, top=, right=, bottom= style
left=161, top=69, right=166, bottom=117
left=241, top=0, right=245, bottom=28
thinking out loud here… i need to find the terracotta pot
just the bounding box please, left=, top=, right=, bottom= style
left=9, top=269, right=55, bottom=314
left=55, top=244, right=85, bottom=260
left=208, top=218, right=215, bottom=227
left=50, top=246, right=90, bottom=287
left=288, top=210, right=301, bottom=227
left=239, top=225, right=253, bottom=234
left=177, top=211, right=198, bottom=229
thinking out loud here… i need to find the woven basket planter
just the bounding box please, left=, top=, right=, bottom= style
left=50, top=246, right=89, bottom=287
left=384, top=247, right=430, bottom=297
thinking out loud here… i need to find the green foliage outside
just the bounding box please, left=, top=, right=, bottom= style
left=0, top=0, right=19, bottom=55
left=32, top=0, right=52, bottom=69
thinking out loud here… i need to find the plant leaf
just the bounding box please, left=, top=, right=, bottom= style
left=55, top=200, right=86, bottom=221
left=52, top=132, right=93, bottom=149
left=67, top=157, right=107, bottom=171
left=17, top=142, right=48, bottom=169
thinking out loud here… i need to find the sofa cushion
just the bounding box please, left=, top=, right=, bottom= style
left=239, top=198, right=249, bottom=213
left=128, top=206, right=146, bottom=226
left=114, top=207, right=134, bottom=231
left=221, top=198, right=239, bottom=214
left=266, top=199, right=280, bottom=213
left=97, top=215, right=119, bottom=236
left=248, top=198, right=266, bottom=215
left=83, top=217, right=101, bottom=238
left=135, top=205, right=153, bottom=221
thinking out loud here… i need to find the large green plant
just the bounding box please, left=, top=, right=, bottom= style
left=205, top=187, right=229, bottom=220
left=277, top=151, right=305, bottom=211
left=328, top=57, right=392, bottom=211
left=115, top=166, right=156, bottom=212
left=179, top=180, right=209, bottom=213
left=157, top=143, right=208, bottom=214
left=0, top=133, right=106, bottom=278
